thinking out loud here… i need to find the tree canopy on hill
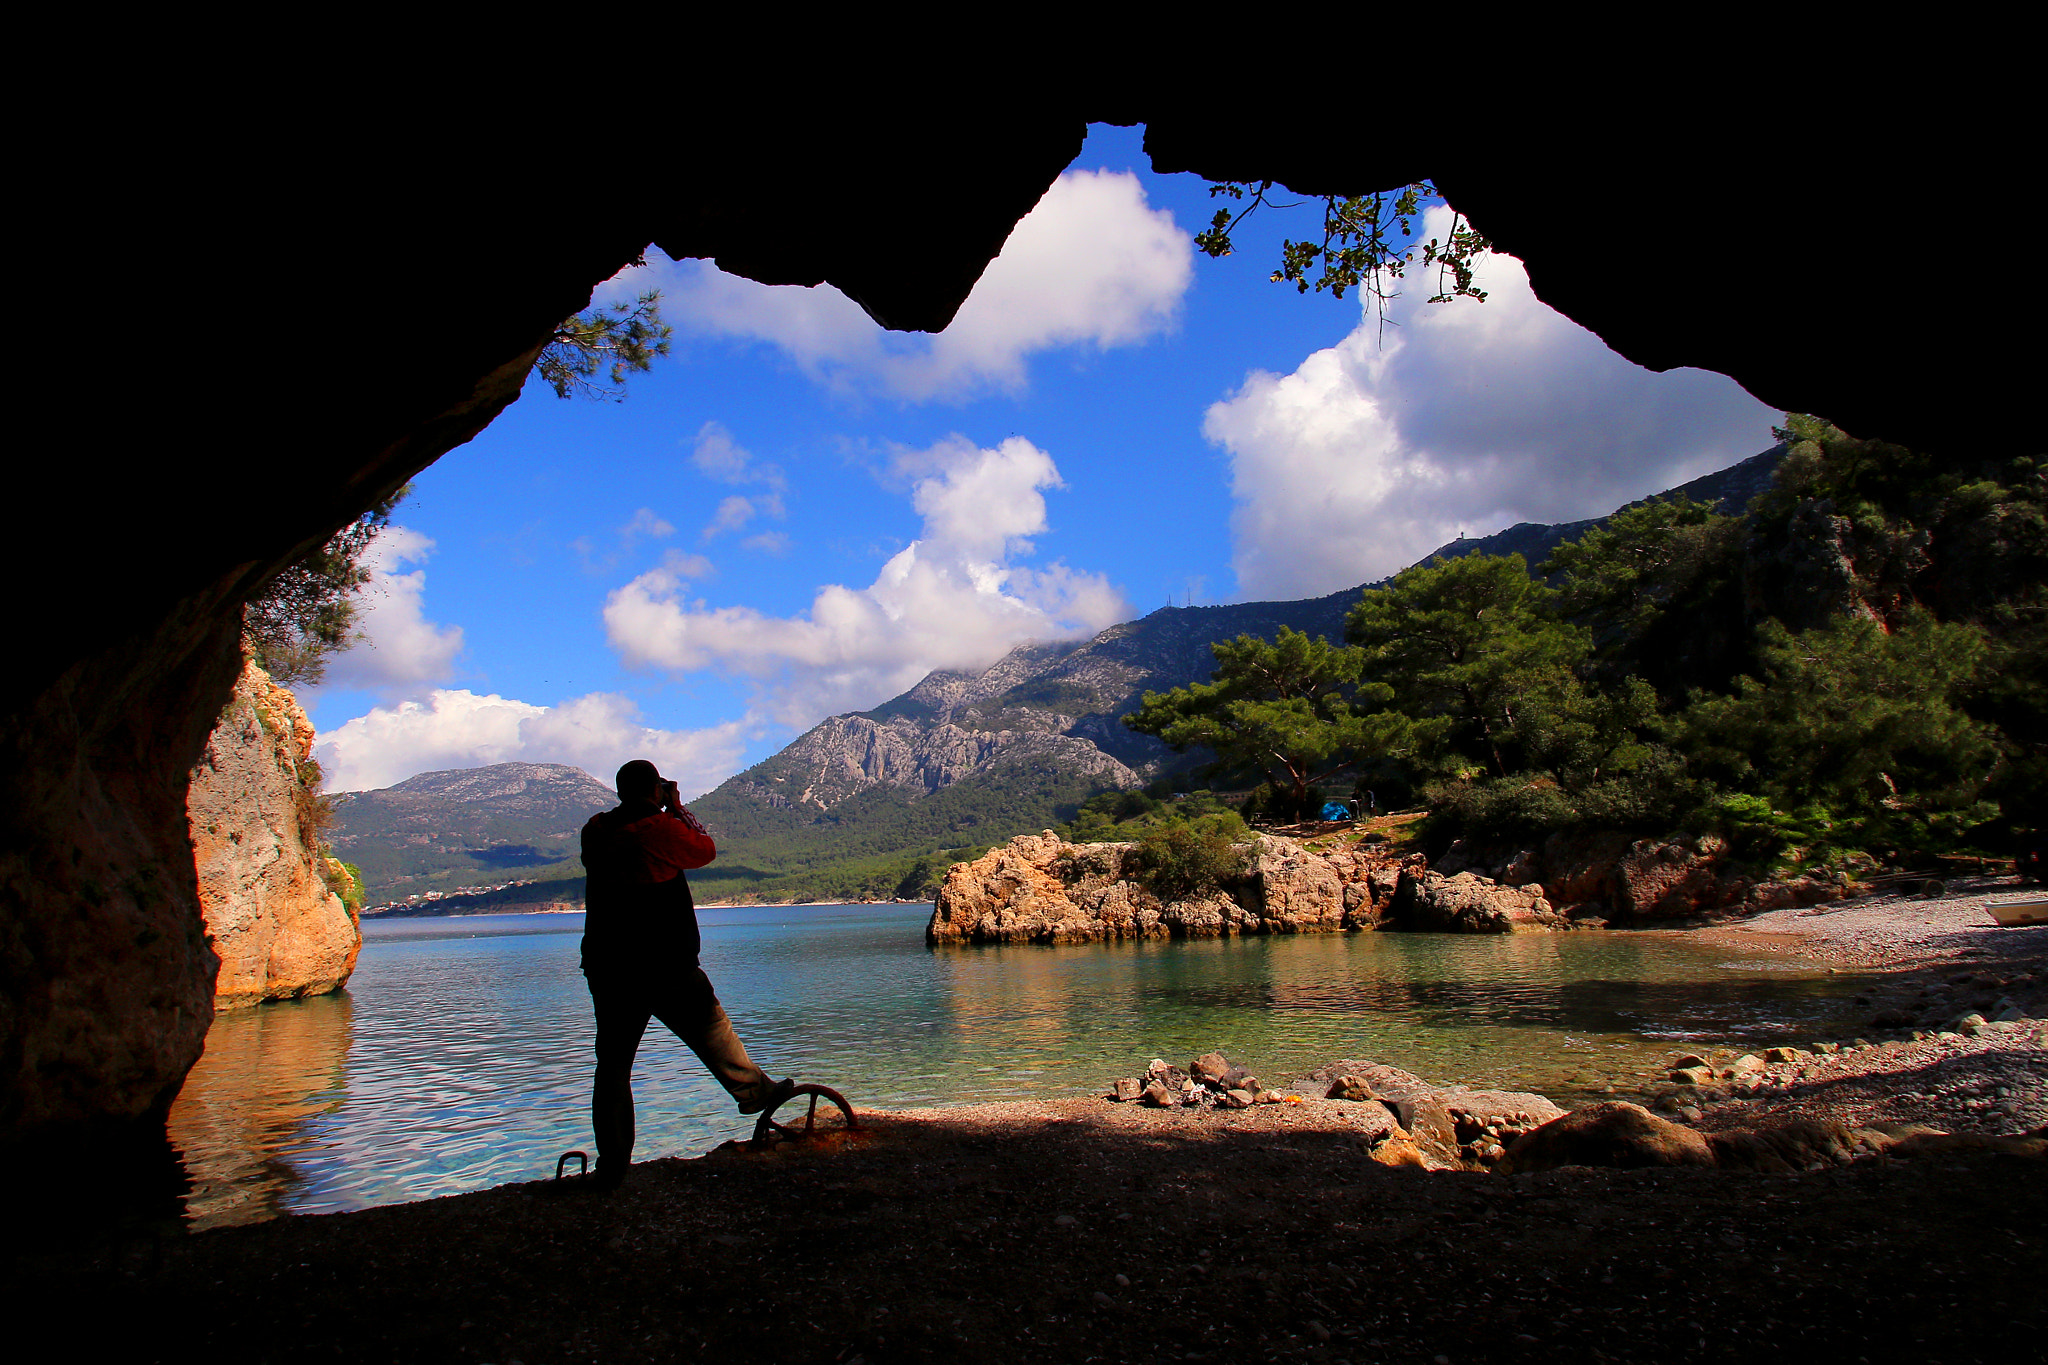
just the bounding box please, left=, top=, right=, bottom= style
left=1154, top=416, right=2044, bottom=875
left=1123, top=627, right=1432, bottom=819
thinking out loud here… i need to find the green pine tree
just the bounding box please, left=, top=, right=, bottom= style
left=1123, top=627, right=1431, bottom=820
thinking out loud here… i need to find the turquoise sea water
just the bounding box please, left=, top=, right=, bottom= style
left=166, top=904, right=1862, bottom=1229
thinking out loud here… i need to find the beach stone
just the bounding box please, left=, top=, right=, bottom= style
left=1112, top=1077, right=1142, bottom=1102
left=1671, top=1053, right=1710, bottom=1069
left=1728, top=1054, right=1765, bottom=1076
left=1147, top=1058, right=1171, bottom=1078
left=1672, top=1066, right=1714, bottom=1086
left=1887, top=1132, right=2048, bottom=1160
left=1386, top=1093, right=1460, bottom=1165
left=1366, top=1132, right=1429, bottom=1168
left=1223, top=1088, right=1254, bottom=1109
left=1707, top=1119, right=1857, bottom=1171
left=1327, top=1076, right=1376, bottom=1102
left=1764, top=1047, right=1803, bottom=1064
left=1140, top=1081, right=1177, bottom=1108
left=1191, top=1052, right=1231, bottom=1085
left=1500, top=1102, right=1717, bottom=1173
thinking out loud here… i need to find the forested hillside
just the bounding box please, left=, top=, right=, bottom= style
left=328, top=763, right=612, bottom=902
left=1203, top=417, right=2047, bottom=878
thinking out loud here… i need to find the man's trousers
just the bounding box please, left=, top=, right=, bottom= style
left=585, top=963, right=773, bottom=1172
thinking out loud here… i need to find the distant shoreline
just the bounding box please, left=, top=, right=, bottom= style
left=363, top=898, right=932, bottom=919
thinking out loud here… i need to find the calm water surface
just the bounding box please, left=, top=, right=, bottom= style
left=167, top=904, right=1863, bottom=1228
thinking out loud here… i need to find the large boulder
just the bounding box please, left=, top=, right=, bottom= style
left=1706, top=1120, right=1858, bottom=1172
left=1389, top=869, right=1566, bottom=933
left=187, top=660, right=361, bottom=1007
left=927, top=833, right=1147, bottom=944
left=1302, top=1060, right=1565, bottom=1170
left=1247, top=838, right=1348, bottom=932
left=1499, top=1102, right=1717, bottom=1173
left=1533, top=830, right=1848, bottom=921
left=1609, top=836, right=1738, bottom=920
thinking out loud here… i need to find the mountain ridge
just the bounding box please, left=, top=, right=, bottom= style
left=327, top=762, right=613, bottom=902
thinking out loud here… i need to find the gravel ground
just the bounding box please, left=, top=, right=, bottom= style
left=1685, top=875, right=2048, bottom=970
left=16, top=1091, right=2043, bottom=1365
left=1624, top=878, right=2048, bottom=1141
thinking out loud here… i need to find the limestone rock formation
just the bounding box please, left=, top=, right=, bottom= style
left=926, top=831, right=1410, bottom=945
left=1388, top=868, right=1567, bottom=934
left=187, top=660, right=360, bottom=1008
left=1441, top=831, right=1848, bottom=923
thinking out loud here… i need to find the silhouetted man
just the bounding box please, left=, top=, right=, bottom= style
left=580, top=759, right=793, bottom=1188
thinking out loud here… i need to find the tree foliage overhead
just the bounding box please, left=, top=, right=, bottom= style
left=1195, top=180, right=1491, bottom=331
left=243, top=486, right=407, bottom=685
left=536, top=288, right=673, bottom=402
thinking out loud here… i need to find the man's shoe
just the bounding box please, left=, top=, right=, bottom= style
left=739, top=1076, right=798, bottom=1115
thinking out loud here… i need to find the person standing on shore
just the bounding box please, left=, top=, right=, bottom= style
left=578, top=759, right=794, bottom=1189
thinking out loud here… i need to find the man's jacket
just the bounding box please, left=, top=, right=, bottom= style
left=579, top=802, right=717, bottom=970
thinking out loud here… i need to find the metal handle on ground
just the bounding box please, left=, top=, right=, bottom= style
left=750, top=1084, right=859, bottom=1149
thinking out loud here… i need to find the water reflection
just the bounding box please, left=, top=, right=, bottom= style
left=166, top=991, right=354, bottom=1229
left=168, top=906, right=1868, bottom=1224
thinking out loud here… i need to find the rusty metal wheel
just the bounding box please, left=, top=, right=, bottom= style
left=750, top=1083, right=859, bottom=1150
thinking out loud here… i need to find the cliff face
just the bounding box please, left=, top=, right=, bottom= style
left=188, top=661, right=361, bottom=1008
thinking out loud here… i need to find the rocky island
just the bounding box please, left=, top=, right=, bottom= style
left=928, top=822, right=1854, bottom=945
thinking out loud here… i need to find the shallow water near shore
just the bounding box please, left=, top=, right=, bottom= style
left=167, top=903, right=1866, bottom=1229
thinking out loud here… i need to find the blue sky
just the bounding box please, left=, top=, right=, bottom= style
left=306, top=124, right=1779, bottom=797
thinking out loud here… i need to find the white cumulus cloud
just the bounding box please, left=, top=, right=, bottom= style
left=602, top=436, right=1129, bottom=727
left=601, top=168, right=1193, bottom=402
left=1204, top=205, right=1783, bottom=600
left=315, top=688, right=750, bottom=797
left=317, top=525, right=465, bottom=695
